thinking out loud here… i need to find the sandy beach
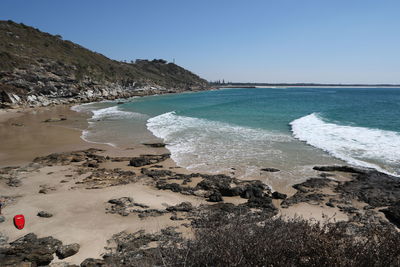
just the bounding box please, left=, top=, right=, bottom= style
left=0, top=106, right=203, bottom=263
left=0, top=104, right=393, bottom=265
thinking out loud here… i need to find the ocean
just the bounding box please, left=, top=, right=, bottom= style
left=72, top=87, right=400, bottom=190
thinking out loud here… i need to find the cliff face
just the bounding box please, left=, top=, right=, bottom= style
left=0, top=20, right=209, bottom=108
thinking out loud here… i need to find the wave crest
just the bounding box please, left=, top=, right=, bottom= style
left=290, top=113, right=400, bottom=175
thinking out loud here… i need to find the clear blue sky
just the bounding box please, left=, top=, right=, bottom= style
left=1, top=0, right=400, bottom=83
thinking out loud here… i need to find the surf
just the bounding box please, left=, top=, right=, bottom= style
left=290, top=113, right=400, bottom=176
left=147, top=111, right=292, bottom=174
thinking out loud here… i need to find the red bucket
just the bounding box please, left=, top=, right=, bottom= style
left=13, top=214, right=25, bottom=230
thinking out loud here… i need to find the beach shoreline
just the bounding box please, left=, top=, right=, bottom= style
left=0, top=104, right=398, bottom=265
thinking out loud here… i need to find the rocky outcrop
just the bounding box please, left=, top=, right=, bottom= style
left=284, top=165, right=400, bottom=227
left=0, top=233, right=80, bottom=266
left=336, top=169, right=400, bottom=208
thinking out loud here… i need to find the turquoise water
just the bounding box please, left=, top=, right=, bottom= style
left=130, top=87, right=400, bottom=132
left=73, top=87, right=400, bottom=187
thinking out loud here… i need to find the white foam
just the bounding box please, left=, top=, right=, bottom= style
left=90, top=106, right=145, bottom=121
left=80, top=128, right=118, bottom=147
left=290, top=113, right=400, bottom=176
left=70, top=102, right=96, bottom=113
left=147, top=112, right=291, bottom=174
left=72, top=104, right=148, bottom=147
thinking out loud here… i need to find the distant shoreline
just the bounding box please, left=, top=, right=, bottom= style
left=216, top=83, right=400, bottom=88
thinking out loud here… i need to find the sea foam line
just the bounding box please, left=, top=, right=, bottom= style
left=290, top=113, right=400, bottom=176
left=71, top=103, right=147, bottom=147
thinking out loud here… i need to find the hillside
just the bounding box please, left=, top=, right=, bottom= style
left=0, top=20, right=209, bottom=108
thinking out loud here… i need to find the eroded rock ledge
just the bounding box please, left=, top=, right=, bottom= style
left=282, top=165, right=400, bottom=226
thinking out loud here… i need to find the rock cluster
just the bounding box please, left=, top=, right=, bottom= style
left=0, top=233, right=79, bottom=266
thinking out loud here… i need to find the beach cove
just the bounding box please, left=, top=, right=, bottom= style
left=1, top=87, right=400, bottom=264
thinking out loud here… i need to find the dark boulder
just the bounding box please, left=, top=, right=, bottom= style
left=240, top=186, right=264, bottom=199
left=129, top=157, right=151, bottom=167
left=43, top=117, right=67, bottom=123
left=381, top=202, right=400, bottom=227
left=156, top=182, right=182, bottom=192
left=56, top=243, right=80, bottom=259
left=208, top=191, right=223, bottom=202
left=143, top=143, right=166, bottom=148
left=272, top=191, right=287, bottom=199
left=37, top=211, right=53, bottom=218
left=261, top=168, right=280, bottom=172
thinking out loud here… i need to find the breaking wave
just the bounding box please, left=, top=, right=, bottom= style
left=290, top=113, right=400, bottom=176
left=147, top=111, right=291, bottom=174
